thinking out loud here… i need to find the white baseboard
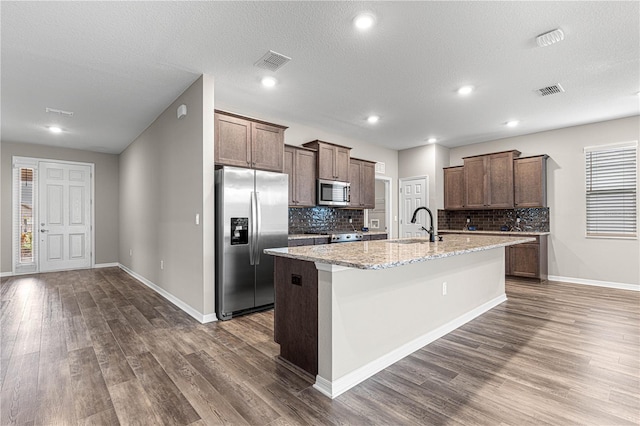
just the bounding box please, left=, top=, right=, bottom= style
left=94, top=262, right=119, bottom=269
left=0, top=271, right=13, bottom=278
left=548, top=275, right=639, bottom=292
left=313, top=293, right=507, bottom=399
left=118, top=264, right=217, bottom=324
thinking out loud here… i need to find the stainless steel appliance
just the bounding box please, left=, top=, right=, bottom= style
left=215, top=166, right=288, bottom=320
left=317, top=179, right=350, bottom=206
left=330, top=232, right=363, bottom=243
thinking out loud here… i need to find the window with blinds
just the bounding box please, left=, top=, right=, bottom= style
left=585, top=141, right=637, bottom=238
left=13, top=157, right=38, bottom=273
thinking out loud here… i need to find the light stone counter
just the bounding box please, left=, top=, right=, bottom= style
left=266, top=233, right=535, bottom=270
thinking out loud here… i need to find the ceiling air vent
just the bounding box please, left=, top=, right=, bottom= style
left=536, top=84, right=565, bottom=97
left=254, top=50, right=291, bottom=71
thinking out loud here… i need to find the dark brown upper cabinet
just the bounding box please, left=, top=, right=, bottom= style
left=302, top=140, right=350, bottom=182
left=284, top=145, right=316, bottom=207
left=514, top=155, right=548, bottom=207
left=443, top=166, right=464, bottom=210
left=463, top=150, right=520, bottom=209
left=214, top=110, right=287, bottom=172
left=349, top=158, right=376, bottom=209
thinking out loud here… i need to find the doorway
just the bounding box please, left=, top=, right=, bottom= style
left=398, top=176, right=429, bottom=238
left=365, top=176, right=393, bottom=238
left=13, top=157, right=94, bottom=274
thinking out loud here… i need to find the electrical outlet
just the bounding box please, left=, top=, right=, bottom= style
left=195, top=213, right=200, bottom=225
left=442, top=282, right=447, bottom=295
left=160, top=260, right=164, bottom=270
left=348, top=216, right=352, bottom=223
left=129, top=249, right=132, bottom=257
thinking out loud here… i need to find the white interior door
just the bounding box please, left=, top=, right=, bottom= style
left=39, top=161, right=92, bottom=272
left=399, top=176, right=429, bottom=238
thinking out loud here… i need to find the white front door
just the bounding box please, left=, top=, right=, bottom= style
left=39, top=161, right=92, bottom=272
left=399, top=176, right=429, bottom=238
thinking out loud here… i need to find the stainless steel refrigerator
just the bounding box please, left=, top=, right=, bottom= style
left=215, top=166, right=288, bottom=320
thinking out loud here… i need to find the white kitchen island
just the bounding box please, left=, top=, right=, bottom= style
left=264, top=234, right=535, bottom=399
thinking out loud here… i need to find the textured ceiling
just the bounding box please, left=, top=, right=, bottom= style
left=2, top=1, right=639, bottom=154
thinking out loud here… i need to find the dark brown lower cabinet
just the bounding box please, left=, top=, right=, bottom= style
left=505, top=235, right=548, bottom=281
left=274, top=257, right=318, bottom=376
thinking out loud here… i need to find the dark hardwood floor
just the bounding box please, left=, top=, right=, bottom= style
left=1, top=267, right=638, bottom=425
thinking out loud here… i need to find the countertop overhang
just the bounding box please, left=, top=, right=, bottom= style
left=265, top=234, right=535, bottom=270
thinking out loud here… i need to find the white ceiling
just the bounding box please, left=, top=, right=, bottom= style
left=2, top=1, right=639, bottom=154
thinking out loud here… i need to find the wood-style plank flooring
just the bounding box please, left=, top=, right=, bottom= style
left=1, top=267, right=638, bottom=425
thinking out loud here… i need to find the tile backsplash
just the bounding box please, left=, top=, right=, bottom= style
left=289, top=207, right=364, bottom=234
left=438, top=208, right=549, bottom=232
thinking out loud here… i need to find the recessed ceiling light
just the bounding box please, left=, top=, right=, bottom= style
left=261, top=76, right=277, bottom=88
left=457, top=85, right=474, bottom=95
left=354, top=13, right=376, bottom=30
left=367, top=115, right=380, bottom=124
left=427, top=138, right=437, bottom=143
left=506, top=120, right=520, bottom=128
left=48, top=126, right=62, bottom=133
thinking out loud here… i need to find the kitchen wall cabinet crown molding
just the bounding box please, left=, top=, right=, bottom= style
left=302, top=140, right=351, bottom=182
left=349, top=158, right=376, bottom=209
left=284, top=144, right=317, bottom=207
left=214, top=110, right=287, bottom=172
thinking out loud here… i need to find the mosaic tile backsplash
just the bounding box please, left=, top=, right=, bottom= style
left=289, top=207, right=364, bottom=234
left=438, top=207, right=549, bottom=232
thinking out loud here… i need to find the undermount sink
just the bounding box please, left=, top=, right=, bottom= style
left=386, top=238, right=430, bottom=245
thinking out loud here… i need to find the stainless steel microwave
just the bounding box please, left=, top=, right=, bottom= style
left=317, top=179, right=350, bottom=206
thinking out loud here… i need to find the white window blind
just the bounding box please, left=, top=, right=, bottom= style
left=13, top=158, right=38, bottom=273
left=585, top=141, right=637, bottom=238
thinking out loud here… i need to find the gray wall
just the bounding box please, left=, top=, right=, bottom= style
left=119, top=75, right=215, bottom=316
left=1, top=141, right=119, bottom=272
left=446, top=116, right=639, bottom=286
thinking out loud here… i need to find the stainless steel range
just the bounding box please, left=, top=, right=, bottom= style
left=330, top=232, right=363, bottom=243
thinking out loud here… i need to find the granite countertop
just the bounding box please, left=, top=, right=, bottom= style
left=266, top=234, right=535, bottom=270
left=288, top=230, right=388, bottom=240
left=438, top=229, right=550, bottom=236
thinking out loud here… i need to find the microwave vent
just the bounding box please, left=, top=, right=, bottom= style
left=254, top=50, right=291, bottom=72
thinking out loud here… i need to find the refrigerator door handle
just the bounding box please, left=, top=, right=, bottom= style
left=255, top=192, right=261, bottom=265
left=249, top=191, right=256, bottom=265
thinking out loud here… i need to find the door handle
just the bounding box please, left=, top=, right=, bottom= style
left=40, top=229, right=49, bottom=233
left=254, top=192, right=261, bottom=265
left=249, top=192, right=256, bottom=266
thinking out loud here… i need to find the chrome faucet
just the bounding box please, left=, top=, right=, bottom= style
left=410, top=206, right=435, bottom=242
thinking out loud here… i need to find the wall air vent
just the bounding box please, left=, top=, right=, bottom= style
left=254, top=50, right=291, bottom=71
left=375, top=162, right=386, bottom=174
left=536, top=84, right=565, bottom=97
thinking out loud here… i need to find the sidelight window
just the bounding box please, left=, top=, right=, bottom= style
left=585, top=141, right=637, bottom=238
left=13, top=158, right=38, bottom=273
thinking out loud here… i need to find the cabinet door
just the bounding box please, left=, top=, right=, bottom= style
left=214, top=114, right=251, bottom=167
left=284, top=146, right=295, bottom=205
left=444, top=167, right=464, bottom=209
left=295, top=149, right=316, bottom=207
left=514, top=156, right=547, bottom=207
left=317, top=144, right=336, bottom=180
left=252, top=122, right=284, bottom=172
left=463, top=156, right=487, bottom=208
left=487, top=152, right=515, bottom=208
left=335, top=147, right=351, bottom=181
left=349, top=160, right=362, bottom=207
left=369, top=233, right=387, bottom=241
left=509, top=244, right=540, bottom=278
left=361, top=161, right=375, bottom=209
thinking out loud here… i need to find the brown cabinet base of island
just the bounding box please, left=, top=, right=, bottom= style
left=274, top=257, right=318, bottom=376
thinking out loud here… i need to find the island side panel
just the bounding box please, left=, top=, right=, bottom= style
left=317, top=247, right=505, bottom=386
left=274, top=256, right=318, bottom=376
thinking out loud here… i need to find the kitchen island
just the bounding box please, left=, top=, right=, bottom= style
left=264, top=234, right=535, bottom=398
